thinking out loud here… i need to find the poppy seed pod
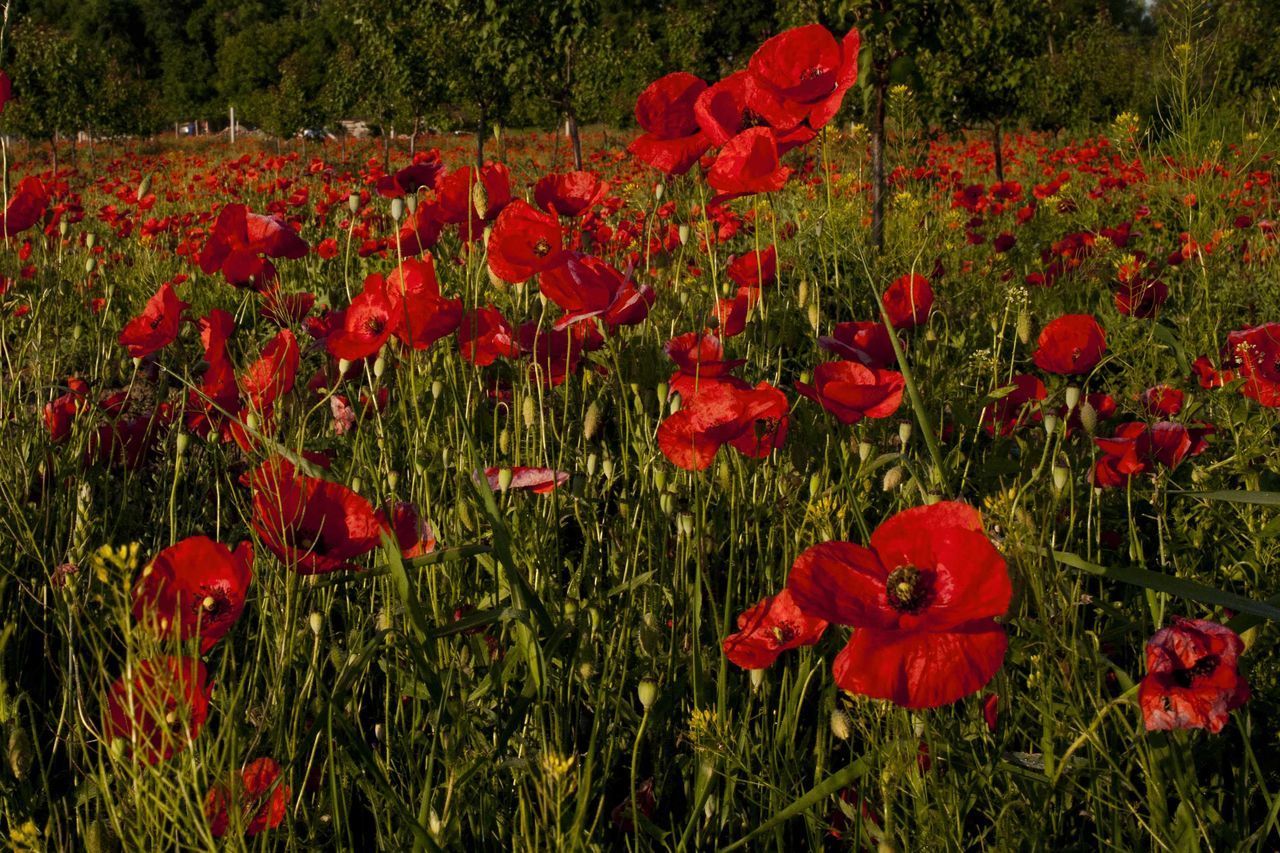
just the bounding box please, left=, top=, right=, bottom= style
left=1079, top=400, right=1098, bottom=435
left=390, top=197, right=404, bottom=222
left=1016, top=308, right=1032, bottom=344
left=584, top=402, right=601, bottom=439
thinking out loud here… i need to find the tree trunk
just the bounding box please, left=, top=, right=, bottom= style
left=495, top=123, right=507, bottom=164
left=567, top=110, right=583, bottom=171
left=383, top=126, right=391, bottom=171
left=475, top=112, right=486, bottom=168
left=992, top=122, right=1005, bottom=184
left=410, top=116, right=419, bottom=156
left=50, top=133, right=58, bottom=174
left=870, top=69, right=887, bottom=254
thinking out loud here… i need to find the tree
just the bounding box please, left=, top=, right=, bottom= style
left=5, top=23, right=97, bottom=169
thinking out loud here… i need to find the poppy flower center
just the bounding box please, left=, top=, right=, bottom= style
left=1171, top=654, right=1219, bottom=688
left=801, top=65, right=831, bottom=84
left=364, top=316, right=386, bottom=337
left=533, top=238, right=551, bottom=257
left=771, top=623, right=797, bottom=647
left=885, top=566, right=930, bottom=613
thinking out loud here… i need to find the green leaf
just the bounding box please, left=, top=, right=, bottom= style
left=1177, top=490, right=1280, bottom=507
left=720, top=756, right=871, bottom=851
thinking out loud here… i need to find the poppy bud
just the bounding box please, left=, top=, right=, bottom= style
left=522, top=396, right=535, bottom=428
left=578, top=661, right=595, bottom=680
left=387, top=470, right=398, bottom=491
left=668, top=392, right=681, bottom=415
left=431, top=380, right=443, bottom=400
left=797, top=279, right=809, bottom=306
left=86, top=233, right=97, bottom=249
left=808, top=302, right=820, bottom=332
left=59, top=219, right=68, bottom=237
left=809, top=473, right=822, bottom=497
left=749, top=668, right=765, bottom=690
left=653, top=469, right=667, bottom=491
left=138, top=174, right=152, bottom=199
left=85, top=256, right=97, bottom=274
left=83, top=820, right=116, bottom=853
left=499, top=428, right=510, bottom=454
left=1079, top=400, right=1097, bottom=435
left=602, top=458, right=615, bottom=480
left=584, top=402, right=601, bottom=439
left=882, top=465, right=904, bottom=491
left=717, top=458, right=732, bottom=492
left=175, top=432, right=190, bottom=456
left=338, top=358, right=352, bottom=374
left=859, top=441, right=873, bottom=462
left=309, top=612, right=323, bottom=636
left=637, top=678, right=658, bottom=709
left=1052, top=466, right=1069, bottom=493
left=245, top=411, right=259, bottom=432
left=7, top=728, right=32, bottom=780
left=373, top=355, right=386, bottom=379
left=350, top=476, right=362, bottom=493
left=1064, top=386, right=1080, bottom=411
left=830, top=709, right=852, bottom=740
left=678, top=512, right=694, bottom=536
left=656, top=382, right=669, bottom=408
left=1016, top=308, right=1032, bottom=344
left=898, top=422, right=913, bottom=446
left=471, top=180, right=489, bottom=220
left=678, top=224, right=689, bottom=245
left=390, top=197, right=404, bottom=221
left=653, top=183, right=664, bottom=202
left=406, top=194, right=417, bottom=215
left=348, top=192, right=360, bottom=213
left=659, top=493, right=673, bottom=514
left=1043, top=415, right=1059, bottom=437
left=497, top=468, right=513, bottom=492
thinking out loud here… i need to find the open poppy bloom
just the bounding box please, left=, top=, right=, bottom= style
left=44, top=376, right=91, bottom=443
left=198, top=203, right=308, bottom=289
left=376, top=154, right=443, bottom=198
left=707, top=127, right=792, bottom=200
left=628, top=72, right=711, bottom=176
left=1091, top=421, right=1211, bottom=487
left=726, top=246, right=778, bottom=290
left=538, top=253, right=649, bottom=330
left=0, top=177, right=49, bottom=237
left=250, top=457, right=385, bottom=574
left=979, top=374, right=1047, bottom=437
left=881, top=273, right=934, bottom=330
left=747, top=24, right=860, bottom=132
left=487, top=199, right=567, bottom=284
left=723, top=588, right=828, bottom=669
left=326, top=274, right=395, bottom=360
left=105, top=656, right=211, bottom=764
left=1226, top=323, right=1280, bottom=407
left=819, top=321, right=898, bottom=368
left=383, top=256, right=462, bottom=350
left=484, top=466, right=570, bottom=494
left=796, top=361, right=904, bottom=425
left=435, top=163, right=511, bottom=241
left=665, top=331, right=745, bottom=396
left=458, top=305, right=520, bottom=366
left=534, top=170, right=606, bottom=218
left=1034, top=314, right=1107, bottom=375
left=131, top=536, right=253, bottom=653
left=658, top=380, right=789, bottom=471
left=1139, top=617, right=1249, bottom=733
left=206, top=757, right=292, bottom=838
left=695, top=71, right=816, bottom=153
left=787, top=502, right=1012, bottom=709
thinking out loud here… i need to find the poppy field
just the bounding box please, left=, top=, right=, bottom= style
left=6, top=19, right=1280, bottom=852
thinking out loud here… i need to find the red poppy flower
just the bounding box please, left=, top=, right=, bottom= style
left=726, top=246, right=777, bottom=290
left=1033, top=314, right=1107, bottom=375
left=1091, top=421, right=1210, bottom=487
left=979, top=374, right=1047, bottom=437
left=1141, top=385, right=1184, bottom=417
left=713, top=288, right=753, bottom=338
left=250, top=457, right=385, bottom=574
left=327, top=276, right=394, bottom=360
left=44, top=377, right=91, bottom=443
left=458, top=305, right=520, bottom=366
left=206, top=757, right=292, bottom=838
left=383, top=255, right=462, bottom=350
left=198, top=204, right=308, bottom=289
left=436, top=164, right=511, bottom=241
left=787, top=502, right=1011, bottom=708
left=398, top=199, right=444, bottom=255
left=0, top=177, right=49, bottom=237
left=796, top=361, right=904, bottom=425
left=695, top=71, right=816, bottom=152
left=518, top=321, right=602, bottom=386
left=657, top=380, right=788, bottom=471
left=1226, top=323, right=1280, bottom=406
left=819, top=321, right=898, bottom=368
left=723, top=588, right=828, bottom=669
left=259, top=287, right=316, bottom=327
left=1139, top=618, right=1249, bottom=733
left=485, top=200, right=565, bottom=284
left=538, top=253, right=639, bottom=329
left=534, top=171, right=607, bottom=217
left=881, top=273, right=934, bottom=330
left=240, top=329, right=299, bottom=412
left=628, top=72, right=711, bottom=176
left=665, top=331, right=746, bottom=396
left=381, top=501, right=436, bottom=558
left=105, top=656, right=211, bottom=764
left=747, top=25, right=861, bottom=132
left=707, top=128, right=792, bottom=199
left=485, top=466, right=571, bottom=494
left=131, top=537, right=253, bottom=653
left=376, top=156, right=443, bottom=198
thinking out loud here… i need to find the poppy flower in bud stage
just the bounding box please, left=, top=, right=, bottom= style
left=657, top=380, right=788, bottom=471
left=1033, top=314, right=1107, bottom=375
left=1091, top=421, right=1211, bottom=488
left=198, top=204, right=308, bottom=289
left=1139, top=618, right=1249, bottom=733
left=796, top=361, right=904, bottom=425
left=487, top=199, right=567, bottom=284
left=787, top=501, right=1012, bottom=709
left=747, top=25, right=861, bottom=132
left=726, top=246, right=777, bottom=290
left=534, top=170, right=607, bottom=217
left=484, top=466, right=571, bottom=494
left=628, top=72, right=711, bottom=176
left=695, top=71, right=817, bottom=153
left=819, top=321, right=898, bottom=368
left=458, top=305, right=520, bottom=366
left=723, top=588, right=828, bottom=669
left=979, top=374, right=1047, bottom=437
left=1226, top=323, right=1280, bottom=407
left=105, top=656, right=211, bottom=764
left=131, top=536, right=253, bottom=653
left=249, top=457, right=385, bottom=574
left=707, top=127, right=792, bottom=199
left=881, top=273, right=934, bottom=330
left=383, top=255, right=462, bottom=350
left=0, top=176, right=49, bottom=237
left=206, top=757, right=291, bottom=838
left=665, top=331, right=746, bottom=397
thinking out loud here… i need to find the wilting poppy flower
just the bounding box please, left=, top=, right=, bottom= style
left=796, top=361, right=904, bottom=425
left=484, top=466, right=570, bottom=494
left=979, top=374, right=1047, bottom=437
left=327, top=275, right=394, bottom=360
left=206, top=757, right=292, bottom=838
left=487, top=199, right=566, bottom=284
left=105, top=657, right=211, bottom=764
left=695, top=71, right=816, bottom=153
left=707, top=128, right=792, bottom=199
left=1139, top=618, right=1249, bottom=733
left=747, top=25, right=860, bottom=132
left=658, top=380, right=788, bottom=470
left=0, top=177, right=49, bottom=237
left=534, top=171, right=606, bottom=217
left=881, top=274, right=934, bottom=330
left=1034, top=314, right=1106, bottom=375
left=628, top=72, right=711, bottom=176
left=726, top=246, right=777, bottom=290
left=458, top=305, right=520, bottom=366
left=250, top=457, right=385, bottom=574
left=1226, top=323, right=1280, bottom=407
left=820, top=321, right=898, bottom=368
left=723, top=588, right=828, bottom=669
left=787, top=502, right=1012, bottom=709
left=132, top=537, right=253, bottom=653
left=198, top=204, right=308, bottom=289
